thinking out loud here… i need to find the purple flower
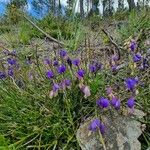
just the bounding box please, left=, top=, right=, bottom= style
left=96, top=97, right=109, bottom=108
left=53, top=59, right=59, bottom=66
left=79, top=84, right=91, bottom=98
left=127, top=97, right=135, bottom=108
left=67, top=57, right=72, bottom=67
left=143, top=58, right=149, bottom=69
left=64, top=79, right=71, bottom=87
left=89, top=119, right=105, bottom=134
left=125, top=78, right=138, bottom=91
left=0, top=72, right=6, bottom=79
left=8, top=68, right=14, bottom=76
left=111, top=65, right=117, bottom=72
left=111, top=97, right=121, bottom=110
left=95, top=62, right=102, bottom=71
left=3, top=49, right=9, bottom=55
left=46, top=70, right=54, bottom=78
left=60, top=49, right=67, bottom=58
left=130, top=41, right=137, bottom=51
left=99, top=122, right=105, bottom=134
left=89, top=64, right=97, bottom=73
left=53, top=83, right=59, bottom=92
left=29, top=72, right=33, bottom=80
left=60, top=81, right=65, bottom=90
left=44, top=57, right=51, bottom=65
left=133, top=53, right=142, bottom=62
left=57, top=64, right=66, bottom=74
left=88, top=119, right=101, bottom=132
left=112, top=55, right=119, bottom=61
left=77, top=69, right=85, bottom=78
left=60, top=79, right=71, bottom=90
left=72, top=58, right=80, bottom=66
left=7, top=58, right=16, bottom=65
left=106, top=87, right=113, bottom=95
left=10, top=50, right=17, bottom=55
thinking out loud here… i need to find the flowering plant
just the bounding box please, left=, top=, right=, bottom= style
left=0, top=41, right=149, bottom=148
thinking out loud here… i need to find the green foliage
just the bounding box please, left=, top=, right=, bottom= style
left=0, top=25, right=11, bottom=34
left=118, top=10, right=150, bottom=40
left=18, top=21, right=33, bottom=44
left=37, top=15, right=77, bottom=39
left=0, top=135, right=9, bottom=149
left=113, top=10, right=128, bottom=21
left=6, top=5, right=23, bottom=24
left=8, top=0, right=27, bottom=8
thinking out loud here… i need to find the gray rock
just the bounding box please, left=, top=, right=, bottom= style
left=76, top=109, right=145, bottom=150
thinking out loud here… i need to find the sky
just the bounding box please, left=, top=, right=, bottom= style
left=0, top=0, right=144, bottom=18
left=0, top=0, right=68, bottom=18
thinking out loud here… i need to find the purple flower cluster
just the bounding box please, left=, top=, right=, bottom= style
left=1, top=41, right=148, bottom=139
left=128, top=40, right=149, bottom=71
left=124, top=77, right=138, bottom=111
left=49, top=79, right=72, bottom=99
left=0, top=54, right=18, bottom=79
left=96, top=96, right=121, bottom=110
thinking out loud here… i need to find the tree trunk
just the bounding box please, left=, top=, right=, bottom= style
left=80, top=0, right=84, bottom=18
left=86, top=0, right=90, bottom=13
left=102, top=0, right=106, bottom=16
left=58, top=0, right=61, bottom=16
left=143, top=0, right=145, bottom=6
left=127, top=0, right=135, bottom=11
left=118, top=0, right=124, bottom=11
left=53, top=0, right=56, bottom=16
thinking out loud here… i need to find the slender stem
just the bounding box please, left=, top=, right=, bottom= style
left=95, top=108, right=107, bottom=150
left=98, top=129, right=107, bottom=150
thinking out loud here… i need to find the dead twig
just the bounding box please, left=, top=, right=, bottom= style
left=23, top=15, right=64, bottom=47
left=101, top=28, right=121, bottom=59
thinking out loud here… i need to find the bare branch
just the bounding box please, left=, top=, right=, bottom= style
left=23, top=15, right=64, bottom=47
left=101, top=28, right=121, bottom=59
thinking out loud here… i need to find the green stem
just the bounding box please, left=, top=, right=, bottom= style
left=98, top=129, right=107, bottom=150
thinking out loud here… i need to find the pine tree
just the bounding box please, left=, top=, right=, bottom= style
left=9, top=0, right=27, bottom=8
left=58, top=0, right=62, bottom=16
left=80, top=0, right=84, bottom=18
